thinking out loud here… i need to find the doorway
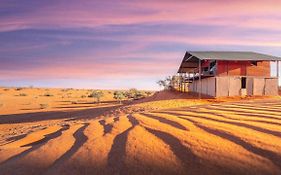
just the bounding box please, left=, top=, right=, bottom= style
left=241, top=77, right=246, bottom=89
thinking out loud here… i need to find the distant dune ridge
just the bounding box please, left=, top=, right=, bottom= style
left=0, top=87, right=281, bottom=175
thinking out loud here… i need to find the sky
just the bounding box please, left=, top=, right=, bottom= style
left=0, top=0, right=281, bottom=90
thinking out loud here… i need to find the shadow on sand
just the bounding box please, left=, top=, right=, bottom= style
left=0, top=105, right=122, bottom=124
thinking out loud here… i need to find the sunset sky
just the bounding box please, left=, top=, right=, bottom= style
left=0, top=0, right=281, bottom=90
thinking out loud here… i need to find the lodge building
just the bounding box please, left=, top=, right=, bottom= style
left=177, top=51, right=281, bottom=97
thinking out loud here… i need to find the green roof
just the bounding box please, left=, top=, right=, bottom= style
left=187, top=51, right=281, bottom=61
left=178, top=51, right=281, bottom=73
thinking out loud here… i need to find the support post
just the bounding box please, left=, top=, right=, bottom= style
left=188, top=73, right=190, bottom=92
left=184, top=73, right=187, bottom=92
left=178, top=74, right=181, bottom=91
left=199, top=59, right=202, bottom=99
left=277, top=61, right=280, bottom=89
left=180, top=73, right=183, bottom=92
left=277, top=60, right=280, bottom=78
left=182, top=73, right=185, bottom=92
left=193, top=70, right=195, bottom=93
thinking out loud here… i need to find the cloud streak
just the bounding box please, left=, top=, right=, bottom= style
left=0, top=0, right=280, bottom=89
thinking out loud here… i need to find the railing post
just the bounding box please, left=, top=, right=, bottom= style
left=199, top=59, right=202, bottom=99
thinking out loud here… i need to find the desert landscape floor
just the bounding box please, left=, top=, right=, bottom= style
left=1, top=101, right=281, bottom=175
left=0, top=89, right=281, bottom=175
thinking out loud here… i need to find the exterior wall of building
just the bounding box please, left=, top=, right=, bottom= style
left=187, top=77, right=216, bottom=96
left=253, top=78, right=265, bottom=95
left=217, top=61, right=270, bottom=77
left=187, top=76, right=278, bottom=97
left=265, top=78, right=279, bottom=96
left=228, top=77, right=241, bottom=96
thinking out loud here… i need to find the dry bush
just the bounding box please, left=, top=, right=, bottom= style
left=19, top=93, right=27, bottom=96
left=39, top=103, right=48, bottom=109
left=15, top=87, right=23, bottom=91
left=44, top=92, right=53, bottom=97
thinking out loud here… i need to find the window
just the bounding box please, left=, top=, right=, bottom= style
left=241, top=77, right=246, bottom=89
left=250, top=61, right=258, bottom=66
left=209, top=61, right=217, bottom=75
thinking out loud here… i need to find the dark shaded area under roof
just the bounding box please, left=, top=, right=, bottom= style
left=178, top=51, right=281, bottom=73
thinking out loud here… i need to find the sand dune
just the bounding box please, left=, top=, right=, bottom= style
left=0, top=88, right=281, bottom=175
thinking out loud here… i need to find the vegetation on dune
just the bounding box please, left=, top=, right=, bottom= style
left=125, top=88, right=147, bottom=100
left=125, top=88, right=138, bottom=100
left=157, top=76, right=176, bottom=90
left=89, top=90, right=104, bottom=103
left=43, top=92, right=53, bottom=97
left=15, top=87, right=23, bottom=91
left=145, top=91, right=153, bottom=96
left=39, top=103, right=49, bottom=109
left=114, top=91, right=126, bottom=104
left=19, top=93, right=27, bottom=96
left=71, top=101, right=78, bottom=104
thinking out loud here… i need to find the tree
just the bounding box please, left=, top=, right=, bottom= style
left=134, top=91, right=146, bottom=99
left=157, top=80, right=167, bottom=90
left=113, top=91, right=126, bottom=104
left=90, top=90, right=104, bottom=103
left=125, top=88, right=138, bottom=99
left=145, top=91, right=153, bottom=96
left=157, top=76, right=176, bottom=90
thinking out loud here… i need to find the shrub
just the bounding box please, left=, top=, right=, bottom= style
left=61, top=89, right=67, bottom=92
left=81, top=95, right=87, bottom=98
left=19, top=93, right=27, bottom=96
left=0, top=103, right=3, bottom=108
left=15, top=87, right=23, bottom=91
left=44, top=93, right=53, bottom=97
left=71, top=101, right=78, bottom=104
left=89, top=90, right=104, bottom=103
left=125, top=88, right=147, bottom=100
left=3, top=88, right=9, bottom=91
left=134, top=91, right=146, bottom=100
left=40, top=104, right=48, bottom=109
left=113, top=91, right=126, bottom=104
left=125, top=88, right=138, bottom=99
left=145, top=91, right=153, bottom=96
left=157, top=76, right=177, bottom=90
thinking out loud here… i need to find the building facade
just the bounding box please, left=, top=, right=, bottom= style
left=177, top=51, right=281, bottom=97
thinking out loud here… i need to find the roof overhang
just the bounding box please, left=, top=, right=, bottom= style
left=177, top=52, right=201, bottom=73
left=177, top=51, right=281, bottom=73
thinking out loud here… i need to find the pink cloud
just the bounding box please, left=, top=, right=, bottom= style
left=1, top=0, right=281, bottom=32
left=0, top=53, right=180, bottom=80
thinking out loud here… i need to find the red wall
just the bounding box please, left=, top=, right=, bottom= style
left=217, top=61, right=270, bottom=77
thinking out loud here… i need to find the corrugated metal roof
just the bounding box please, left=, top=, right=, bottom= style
left=177, top=51, right=281, bottom=73
left=187, top=51, right=281, bottom=61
